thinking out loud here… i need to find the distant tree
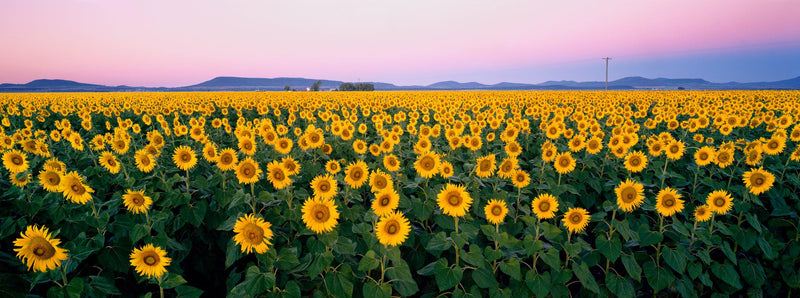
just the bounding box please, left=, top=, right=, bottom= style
left=311, top=80, right=322, bottom=91
left=284, top=85, right=291, bottom=91
left=677, top=86, right=685, bottom=90
left=337, top=82, right=373, bottom=91
left=339, top=83, right=355, bottom=91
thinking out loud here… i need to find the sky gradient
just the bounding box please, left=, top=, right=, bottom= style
left=1, top=0, right=799, bottom=87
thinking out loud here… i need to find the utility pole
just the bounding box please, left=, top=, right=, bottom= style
left=602, top=57, right=611, bottom=90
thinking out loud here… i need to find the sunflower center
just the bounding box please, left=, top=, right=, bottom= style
left=699, top=152, right=708, bottom=160
left=141, top=157, right=151, bottom=166
left=380, top=196, right=390, bottom=206
left=539, top=202, right=550, bottom=212
left=274, top=170, right=284, bottom=180
left=132, top=195, right=143, bottom=206
left=12, top=156, right=22, bottom=165
left=386, top=221, right=399, bottom=235
left=30, top=237, right=55, bottom=258
left=388, top=159, right=397, bottom=166
left=662, top=196, right=675, bottom=207
left=46, top=173, right=60, bottom=185
left=242, top=165, right=253, bottom=177
left=222, top=155, right=232, bottom=164
left=501, top=163, right=512, bottom=172
left=621, top=187, right=637, bottom=203
left=108, top=159, right=116, bottom=166
left=491, top=205, right=502, bottom=216
left=144, top=254, right=159, bottom=266
left=516, top=174, right=525, bottom=182
left=570, top=214, right=582, bottom=224
left=319, top=181, right=330, bottom=192
left=670, top=146, right=679, bottom=153
left=752, top=174, right=765, bottom=186
left=714, top=197, right=725, bottom=207
left=71, top=183, right=85, bottom=194
left=447, top=193, right=462, bottom=206
left=244, top=223, right=264, bottom=244
left=629, top=157, right=640, bottom=166
left=479, top=160, right=491, bottom=171
left=769, top=142, right=778, bottom=149
left=421, top=157, right=434, bottom=171
left=181, top=153, right=190, bottom=162
left=313, top=206, right=330, bottom=222
left=559, top=157, right=569, bottom=167
left=351, top=169, right=362, bottom=180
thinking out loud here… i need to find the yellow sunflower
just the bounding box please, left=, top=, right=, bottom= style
left=439, top=161, right=454, bottom=178
left=122, top=189, right=152, bottom=214
left=742, top=167, right=774, bottom=195
left=436, top=184, right=472, bottom=218
left=562, top=207, right=590, bottom=234
left=532, top=193, right=559, bottom=219
left=217, top=148, right=239, bottom=171
left=13, top=225, right=68, bottom=272
left=553, top=152, right=576, bottom=174
left=623, top=151, right=647, bottom=173
left=706, top=190, right=734, bottom=215
left=665, top=140, right=685, bottom=160
left=134, top=149, right=156, bottom=173
left=38, top=168, right=63, bottom=192
left=541, top=145, right=557, bottom=162
left=484, top=199, right=508, bottom=225
left=238, top=137, right=257, bottom=156
left=11, top=172, right=31, bottom=187
left=369, top=170, right=393, bottom=193
left=202, top=142, right=219, bottom=163
left=383, top=154, right=400, bottom=172
left=511, top=170, right=531, bottom=188
left=615, top=179, right=645, bottom=212
left=414, top=151, right=440, bottom=178
left=655, top=187, right=684, bottom=217
left=301, top=197, right=340, bottom=233
left=3, top=149, right=29, bottom=173
left=344, top=160, right=369, bottom=188
left=266, top=161, right=291, bottom=189
left=762, top=137, right=785, bottom=155
left=281, top=156, right=301, bottom=176
left=235, top=157, right=262, bottom=184
left=311, top=174, right=338, bottom=200
left=233, top=214, right=274, bottom=254
left=325, top=160, right=341, bottom=174
left=714, top=149, right=734, bottom=168
left=60, top=171, right=94, bottom=204
left=694, top=146, right=716, bottom=166
left=130, top=244, right=171, bottom=279
left=98, top=151, right=121, bottom=174
left=275, top=137, right=293, bottom=155
left=172, top=145, right=197, bottom=171
left=694, top=205, right=712, bottom=222
left=474, top=154, right=497, bottom=178
left=496, top=157, right=518, bottom=179
left=372, top=189, right=400, bottom=217
left=376, top=211, right=411, bottom=247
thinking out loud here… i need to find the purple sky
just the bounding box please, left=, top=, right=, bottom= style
left=1, top=0, right=799, bottom=87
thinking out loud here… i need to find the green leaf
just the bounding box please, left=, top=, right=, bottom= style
left=176, top=285, right=204, bottom=298
left=596, top=235, right=622, bottom=262
left=675, top=278, right=698, bottom=298
left=757, top=237, right=774, bottom=260
left=605, top=273, right=634, bottom=298
left=500, top=258, right=522, bottom=281
left=180, top=200, right=207, bottom=227
left=663, top=246, right=687, bottom=274
left=276, top=247, right=300, bottom=271
left=572, top=262, right=600, bottom=294
left=540, top=248, right=561, bottom=269
left=225, top=240, right=241, bottom=268
left=745, top=213, right=762, bottom=233
left=434, top=259, right=463, bottom=291
left=711, top=262, right=742, bottom=289
left=363, top=281, right=391, bottom=298
left=720, top=241, right=737, bottom=264
left=738, top=259, right=765, bottom=288
left=324, top=270, right=354, bottom=297
left=308, top=251, right=334, bottom=277
left=425, top=231, right=450, bottom=253
left=621, top=254, right=642, bottom=282
left=161, top=274, right=187, bottom=289
left=89, top=276, right=120, bottom=295
left=687, top=262, right=702, bottom=280
left=386, top=260, right=418, bottom=296
left=637, top=229, right=663, bottom=247
left=525, top=270, right=550, bottom=298
left=643, top=261, right=673, bottom=292
left=696, top=249, right=711, bottom=265
left=461, top=245, right=486, bottom=267
left=230, top=266, right=275, bottom=295
left=357, top=250, right=380, bottom=272
left=130, top=224, right=150, bottom=243
left=613, top=219, right=637, bottom=241
left=66, top=277, right=84, bottom=298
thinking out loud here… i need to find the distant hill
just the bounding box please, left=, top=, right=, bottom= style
left=1, top=75, right=799, bottom=92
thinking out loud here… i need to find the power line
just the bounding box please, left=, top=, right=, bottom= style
left=602, top=57, right=612, bottom=91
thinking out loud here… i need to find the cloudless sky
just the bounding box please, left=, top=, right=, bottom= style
left=1, top=0, right=799, bottom=87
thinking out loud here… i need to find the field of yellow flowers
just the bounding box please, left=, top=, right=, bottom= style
left=1, top=90, right=799, bottom=297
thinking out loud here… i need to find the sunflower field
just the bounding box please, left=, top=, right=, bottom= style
left=1, top=90, right=800, bottom=297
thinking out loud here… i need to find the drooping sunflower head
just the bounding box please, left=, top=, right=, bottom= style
left=706, top=190, right=734, bottom=215
left=217, top=148, right=239, bottom=171
left=436, top=184, right=472, bottom=218
left=369, top=170, right=393, bottom=193
left=235, top=157, right=262, bottom=185
left=742, top=167, right=775, bottom=196
left=615, top=179, right=645, bottom=212
left=553, top=152, right=576, bottom=174
left=484, top=199, right=509, bottom=225
left=562, top=207, right=590, bottom=234
left=10, top=172, right=31, bottom=187
left=623, top=151, right=648, bottom=173
left=474, top=154, right=497, bottom=178
left=414, top=151, right=440, bottom=178
left=3, top=149, right=29, bottom=173
left=532, top=193, right=559, bottom=219
left=130, top=244, right=172, bottom=279
left=376, top=211, right=411, bottom=247
left=60, top=171, right=94, bottom=204
left=694, top=205, right=712, bottom=222
left=42, top=158, right=66, bottom=174
left=311, top=174, right=338, bottom=200
left=122, top=189, right=153, bottom=214
left=344, top=160, right=370, bottom=188
left=13, top=225, right=69, bottom=272
left=38, top=168, right=63, bottom=192
left=233, top=214, right=274, bottom=254
left=301, top=197, right=340, bottom=234
left=383, top=154, right=400, bottom=172
left=372, top=189, right=400, bottom=217
left=172, top=145, right=197, bottom=171
left=511, top=170, right=531, bottom=189
left=655, top=187, right=684, bottom=217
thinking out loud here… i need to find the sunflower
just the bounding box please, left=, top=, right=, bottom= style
left=414, top=151, right=440, bottom=178
left=11, top=172, right=31, bottom=187
left=742, top=167, right=775, bottom=195
left=172, top=145, right=197, bottom=171
left=275, top=137, right=293, bottom=155
left=694, top=205, right=712, bottom=222
left=202, top=142, right=219, bottom=163
left=372, top=189, right=400, bottom=217
left=553, top=152, right=576, bottom=174
left=301, top=197, right=340, bottom=233
left=706, top=190, right=733, bottom=215
left=474, top=154, right=497, bottom=178
left=122, top=189, right=153, bottom=214
left=511, top=170, right=531, bottom=188
left=376, top=211, right=411, bottom=247
left=505, top=140, right=522, bottom=157
left=325, top=160, right=341, bottom=174
left=586, top=137, right=603, bottom=154
left=235, top=157, right=261, bottom=184
left=217, top=148, right=239, bottom=171
left=369, top=170, right=393, bottom=193
left=344, top=160, right=369, bottom=188
left=60, top=171, right=94, bottom=204
left=42, top=158, right=66, bottom=174
left=13, top=225, right=68, bottom=272
left=3, top=149, right=28, bottom=173
left=238, top=137, right=257, bottom=156
left=541, top=145, right=557, bottom=162
left=134, top=149, right=156, bottom=173
left=615, top=179, right=645, bottom=212
left=266, top=161, right=291, bottom=189
left=655, top=187, right=684, bottom=217
left=484, top=199, right=508, bottom=225
left=383, top=154, right=400, bottom=172
left=623, top=151, right=647, bottom=173
left=130, top=244, right=171, bottom=279
left=439, top=161, right=454, bottom=178
left=38, top=168, right=63, bottom=192
left=665, top=140, right=685, bottom=160
left=714, top=149, right=734, bottom=168
left=562, top=207, right=590, bottom=234
left=532, top=193, right=559, bottom=219
left=233, top=214, right=274, bottom=254
left=762, top=137, right=785, bottom=155
left=98, top=151, right=121, bottom=174
left=496, top=157, right=518, bottom=179
left=311, top=174, right=338, bottom=200
left=694, top=146, right=716, bottom=166
left=436, top=184, right=472, bottom=217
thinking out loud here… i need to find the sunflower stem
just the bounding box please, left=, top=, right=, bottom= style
left=121, top=163, right=130, bottom=183
left=380, top=253, right=386, bottom=284
left=454, top=217, right=460, bottom=266
left=779, top=156, right=791, bottom=181
left=660, top=158, right=669, bottom=189
left=692, top=165, right=700, bottom=194
left=494, top=223, right=499, bottom=250
left=185, top=169, right=190, bottom=193
left=250, top=183, right=257, bottom=214
left=607, top=209, right=617, bottom=240
left=557, top=173, right=561, bottom=187
left=514, top=187, right=522, bottom=223
left=655, top=215, right=664, bottom=266
left=708, top=215, right=716, bottom=236
left=60, top=259, right=69, bottom=287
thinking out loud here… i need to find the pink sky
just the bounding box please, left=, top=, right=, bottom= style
left=1, top=0, right=799, bottom=86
